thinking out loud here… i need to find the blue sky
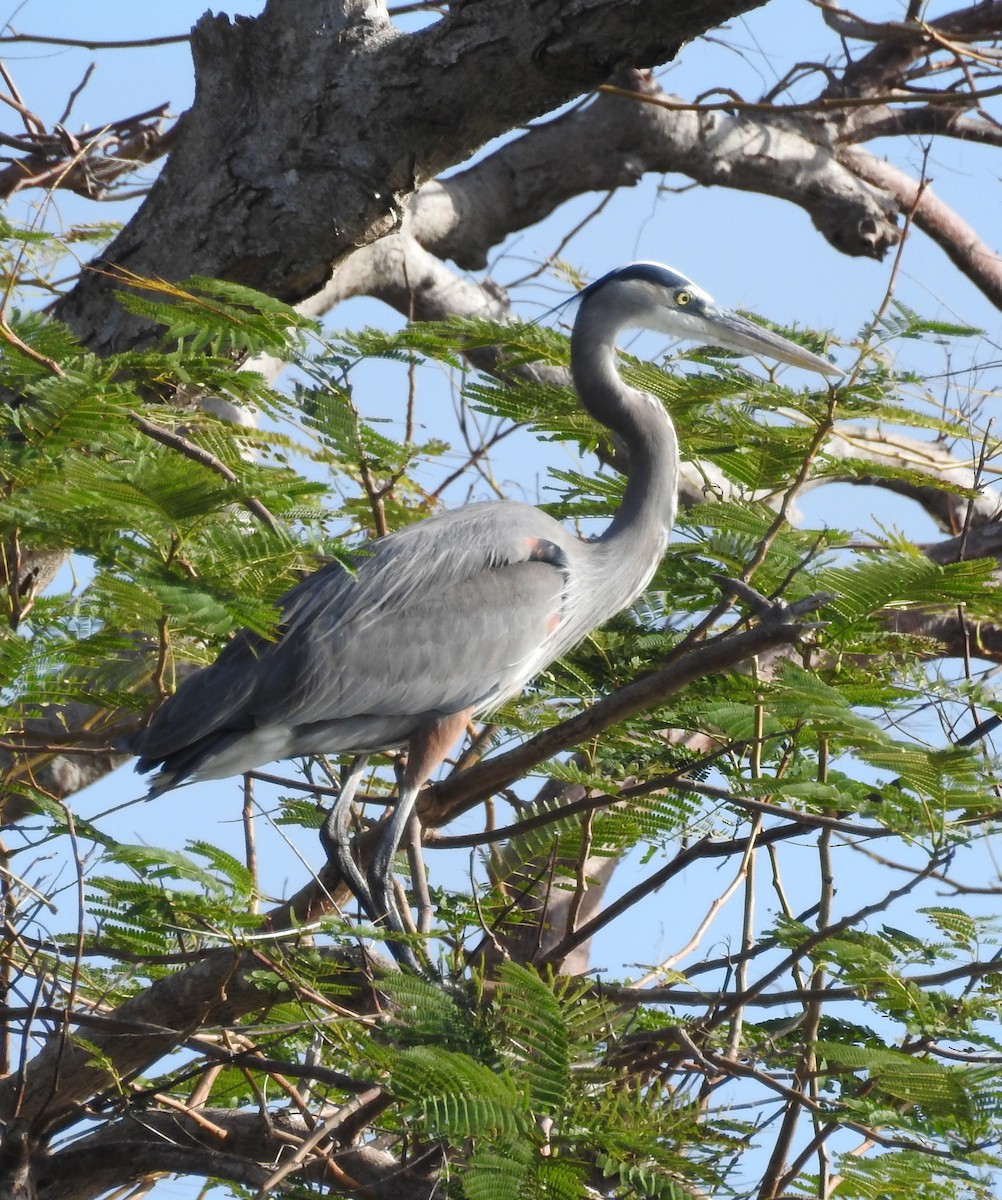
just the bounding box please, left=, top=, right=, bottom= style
left=7, top=0, right=999, bottom=935
left=4, top=8, right=1002, bottom=1192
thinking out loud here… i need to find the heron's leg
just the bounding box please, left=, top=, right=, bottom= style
left=407, top=809, right=433, bottom=935
left=367, top=708, right=474, bottom=968
left=711, top=574, right=833, bottom=623
left=318, top=756, right=426, bottom=976
left=366, top=777, right=423, bottom=933
left=319, top=754, right=374, bottom=916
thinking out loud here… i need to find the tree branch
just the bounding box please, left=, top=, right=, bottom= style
left=52, top=0, right=765, bottom=355
left=411, top=71, right=899, bottom=267
left=32, top=1109, right=437, bottom=1200
left=840, top=146, right=1002, bottom=310
left=0, top=108, right=173, bottom=202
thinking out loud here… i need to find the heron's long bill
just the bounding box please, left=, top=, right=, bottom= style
left=702, top=305, right=845, bottom=378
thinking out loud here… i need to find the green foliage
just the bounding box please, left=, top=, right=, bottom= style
left=4, top=237, right=1002, bottom=1200
left=113, top=272, right=319, bottom=358
left=0, top=275, right=404, bottom=727
left=377, top=964, right=725, bottom=1200
left=85, top=837, right=262, bottom=970
left=863, top=298, right=983, bottom=347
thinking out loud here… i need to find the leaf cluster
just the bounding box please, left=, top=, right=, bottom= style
left=3, top=256, right=1002, bottom=1199
left=375, top=964, right=726, bottom=1200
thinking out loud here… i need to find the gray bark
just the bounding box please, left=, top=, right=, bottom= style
left=33, top=1110, right=437, bottom=1200
left=4, top=2, right=1002, bottom=1196
left=52, top=0, right=766, bottom=355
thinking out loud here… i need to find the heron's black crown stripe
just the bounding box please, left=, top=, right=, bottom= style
left=580, top=261, right=693, bottom=301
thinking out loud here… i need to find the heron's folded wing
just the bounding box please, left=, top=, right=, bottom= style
left=132, top=500, right=572, bottom=760
left=253, top=556, right=568, bottom=725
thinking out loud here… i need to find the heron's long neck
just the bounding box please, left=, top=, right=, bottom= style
left=570, top=311, right=680, bottom=592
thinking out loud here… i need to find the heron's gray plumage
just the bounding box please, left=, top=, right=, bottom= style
left=129, top=260, right=842, bottom=968
left=132, top=501, right=581, bottom=787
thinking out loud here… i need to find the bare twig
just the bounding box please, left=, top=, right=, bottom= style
left=128, top=411, right=281, bottom=533
left=0, top=32, right=190, bottom=49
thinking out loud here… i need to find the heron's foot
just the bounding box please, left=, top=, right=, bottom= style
left=319, top=760, right=435, bottom=977
left=320, top=806, right=429, bottom=974
left=367, top=852, right=432, bottom=978
left=711, top=574, right=833, bottom=624
left=319, top=801, right=375, bottom=917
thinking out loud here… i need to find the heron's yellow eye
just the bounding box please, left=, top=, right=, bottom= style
left=675, top=290, right=693, bottom=307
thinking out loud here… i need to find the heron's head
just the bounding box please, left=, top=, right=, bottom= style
left=578, top=261, right=843, bottom=378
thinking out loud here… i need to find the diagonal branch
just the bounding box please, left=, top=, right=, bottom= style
left=409, top=71, right=899, bottom=268
left=420, top=601, right=828, bottom=827
left=840, top=146, right=1002, bottom=310
left=30, top=1108, right=435, bottom=1200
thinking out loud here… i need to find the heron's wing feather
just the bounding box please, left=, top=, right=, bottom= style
left=259, top=556, right=567, bottom=725
left=280, top=501, right=565, bottom=632
left=132, top=502, right=573, bottom=762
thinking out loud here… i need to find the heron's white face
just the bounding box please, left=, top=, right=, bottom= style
left=627, top=276, right=720, bottom=342
left=599, top=267, right=842, bottom=377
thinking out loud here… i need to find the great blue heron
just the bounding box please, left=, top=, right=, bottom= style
left=129, top=262, right=842, bottom=969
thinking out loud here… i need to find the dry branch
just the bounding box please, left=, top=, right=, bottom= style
left=0, top=106, right=172, bottom=201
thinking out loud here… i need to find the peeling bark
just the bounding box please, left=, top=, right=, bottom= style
left=4, top=2, right=1002, bottom=1193
left=52, top=0, right=763, bottom=354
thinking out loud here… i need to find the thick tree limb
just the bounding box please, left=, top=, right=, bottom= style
left=52, top=0, right=766, bottom=355
left=0, top=703, right=133, bottom=827
left=411, top=70, right=899, bottom=266
left=32, top=1110, right=436, bottom=1200
left=844, top=107, right=1002, bottom=149
left=0, top=942, right=378, bottom=1132
left=840, top=147, right=1002, bottom=311
left=816, top=421, right=1002, bottom=532
left=924, top=520, right=1002, bottom=565
left=884, top=607, right=1002, bottom=663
